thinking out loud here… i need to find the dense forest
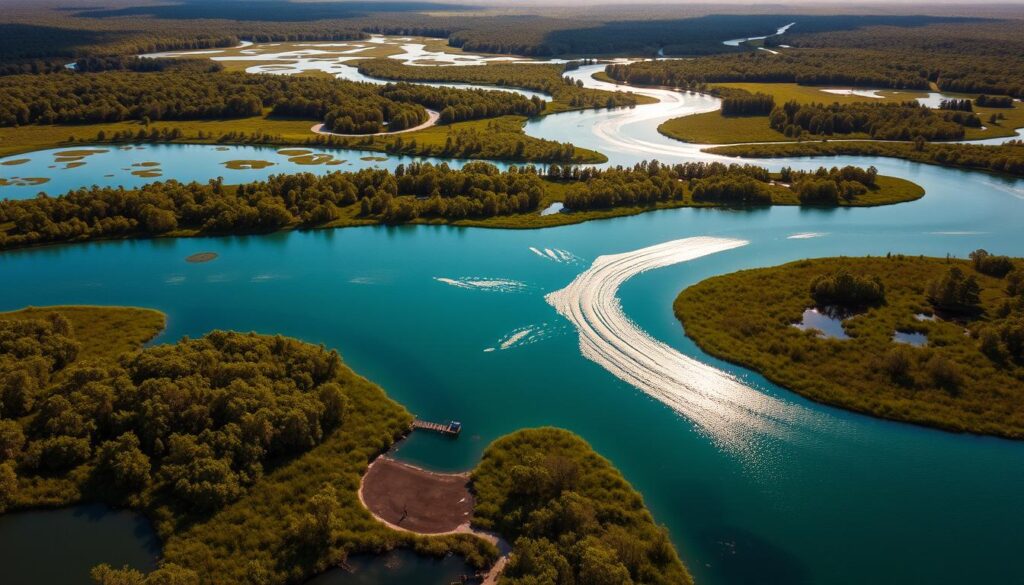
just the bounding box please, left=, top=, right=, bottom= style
left=356, top=59, right=642, bottom=112
left=0, top=305, right=495, bottom=584
left=0, top=69, right=543, bottom=134
left=707, top=141, right=1024, bottom=178
left=0, top=160, right=903, bottom=251
left=472, top=428, right=692, bottom=585
left=552, top=161, right=882, bottom=209
left=769, top=101, right=980, bottom=140
left=675, top=254, right=1024, bottom=438
left=607, top=20, right=1024, bottom=99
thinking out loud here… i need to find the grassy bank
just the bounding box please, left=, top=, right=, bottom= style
left=675, top=256, right=1024, bottom=438
left=0, top=113, right=605, bottom=164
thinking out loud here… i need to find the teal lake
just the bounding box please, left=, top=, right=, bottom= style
left=2, top=54, right=1024, bottom=585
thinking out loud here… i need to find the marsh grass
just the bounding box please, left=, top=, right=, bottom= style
left=675, top=256, right=1024, bottom=438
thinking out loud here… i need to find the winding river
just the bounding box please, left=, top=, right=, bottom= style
left=2, top=38, right=1024, bottom=585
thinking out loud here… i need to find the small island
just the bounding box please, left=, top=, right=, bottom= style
left=675, top=252, right=1024, bottom=438
left=0, top=306, right=689, bottom=584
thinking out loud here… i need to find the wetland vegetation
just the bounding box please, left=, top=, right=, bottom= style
left=676, top=254, right=1024, bottom=438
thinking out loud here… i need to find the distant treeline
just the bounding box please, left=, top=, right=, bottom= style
left=708, top=141, right=1024, bottom=178
left=356, top=59, right=641, bottom=111
left=769, top=101, right=981, bottom=140
left=72, top=55, right=223, bottom=74
left=607, top=43, right=1024, bottom=100
left=976, top=95, right=1014, bottom=108
left=0, top=69, right=543, bottom=134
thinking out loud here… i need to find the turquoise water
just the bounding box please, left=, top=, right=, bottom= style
left=3, top=56, right=1024, bottom=585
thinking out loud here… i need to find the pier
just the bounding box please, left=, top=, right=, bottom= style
left=412, top=419, right=462, bottom=437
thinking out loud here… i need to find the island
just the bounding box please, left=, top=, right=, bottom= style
left=675, top=252, right=1024, bottom=438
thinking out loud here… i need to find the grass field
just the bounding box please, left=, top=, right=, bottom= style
left=0, top=305, right=165, bottom=363
left=653, top=82, right=1024, bottom=145
left=675, top=255, right=1024, bottom=438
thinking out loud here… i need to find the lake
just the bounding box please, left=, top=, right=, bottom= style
left=2, top=41, right=1024, bottom=585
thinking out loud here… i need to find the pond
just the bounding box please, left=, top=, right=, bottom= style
left=793, top=307, right=851, bottom=340
left=0, top=504, right=159, bottom=585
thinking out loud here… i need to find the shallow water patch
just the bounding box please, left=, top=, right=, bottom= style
left=792, top=307, right=851, bottom=340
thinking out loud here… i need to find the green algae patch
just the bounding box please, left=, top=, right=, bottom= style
left=131, top=169, right=163, bottom=178
left=63, top=161, right=86, bottom=169
left=0, top=177, right=50, bottom=186
left=360, top=156, right=388, bottom=162
left=0, top=158, right=29, bottom=166
left=132, top=161, right=161, bottom=168
left=186, top=252, right=218, bottom=263
left=54, top=149, right=109, bottom=157
left=289, top=153, right=335, bottom=165
left=277, top=148, right=312, bottom=156
left=222, top=159, right=276, bottom=170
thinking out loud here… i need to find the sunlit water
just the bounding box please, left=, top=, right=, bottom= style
left=2, top=40, right=1024, bottom=585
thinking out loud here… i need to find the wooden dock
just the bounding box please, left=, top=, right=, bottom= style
left=412, top=419, right=462, bottom=437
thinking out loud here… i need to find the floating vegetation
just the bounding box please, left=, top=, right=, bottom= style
left=186, top=252, right=218, bottom=263
left=0, top=177, right=50, bottom=187
left=277, top=148, right=312, bottom=156
left=131, top=169, right=163, bottom=178
left=360, top=156, right=388, bottom=162
left=215, top=146, right=231, bottom=151
left=54, top=149, right=108, bottom=157
left=132, top=161, right=160, bottom=168
left=55, top=156, right=85, bottom=163
left=289, top=153, right=335, bottom=165
left=63, top=162, right=86, bottom=169
left=222, top=160, right=275, bottom=170
left=0, top=158, right=29, bottom=166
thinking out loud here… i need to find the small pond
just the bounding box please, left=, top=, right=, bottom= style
left=893, top=330, right=928, bottom=346
left=793, top=307, right=851, bottom=340
left=0, top=504, right=159, bottom=585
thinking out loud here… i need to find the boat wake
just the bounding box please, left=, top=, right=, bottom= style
left=433, top=276, right=529, bottom=293
left=546, top=236, right=810, bottom=451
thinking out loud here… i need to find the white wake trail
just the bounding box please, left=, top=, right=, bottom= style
left=546, top=237, right=808, bottom=450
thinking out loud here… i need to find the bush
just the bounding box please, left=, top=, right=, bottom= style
left=970, top=249, right=1015, bottom=278
left=928, top=267, right=980, bottom=313
left=809, top=270, right=886, bottom=308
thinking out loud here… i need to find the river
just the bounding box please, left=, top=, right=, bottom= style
left=1, top=38, right=1023, bottom=585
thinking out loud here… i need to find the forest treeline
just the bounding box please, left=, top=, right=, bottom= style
left=769, top=101, right=980, bottom=140
left=472, top=428, right=692, bottom=585
left=0, top=160, right=895, bottom=251
left=707, top=141, right=1024, bottom=178
left=0, top=319, right=347, bottom=512
left=551, top=160, right=881, bottom=209
left=607, top=39, right=1024, bottom=99
left=356, top=59, right=642, bottom=111
left=0, top=69, right=544, bottom=134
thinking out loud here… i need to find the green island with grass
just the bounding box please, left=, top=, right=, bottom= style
left=0, top=305, right=688, bottom=584
left=675, top=254, right=1024, bottom=438
left=0, top=161, right=922, bottom=252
